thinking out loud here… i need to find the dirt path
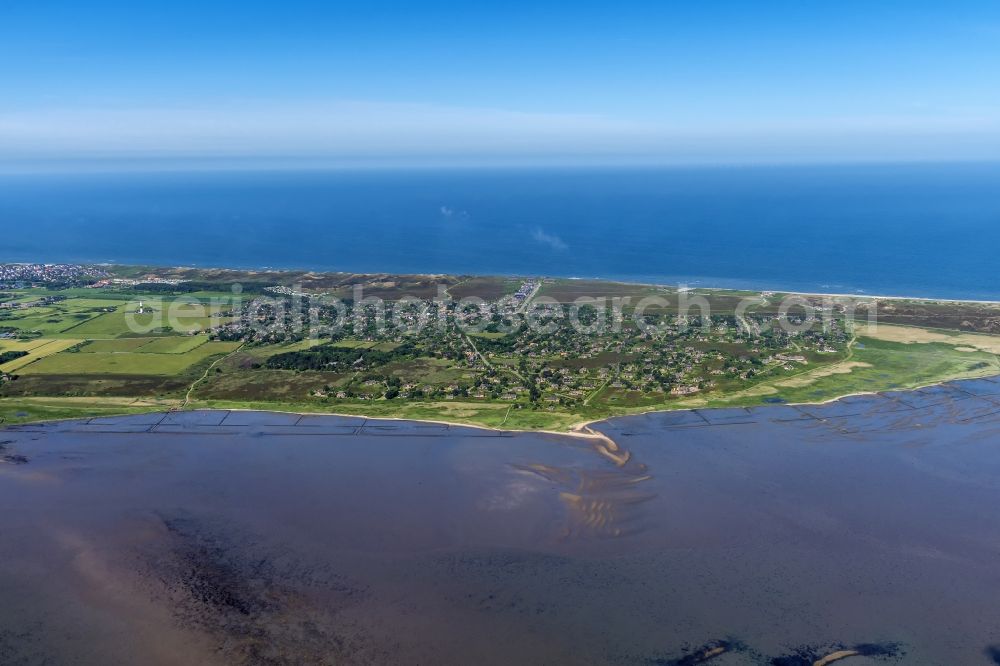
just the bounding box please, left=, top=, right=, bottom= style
left=183, top=343, right=244, bottom=408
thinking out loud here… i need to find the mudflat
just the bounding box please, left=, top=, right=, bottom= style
left=4, top=378, right=1000, bottom=664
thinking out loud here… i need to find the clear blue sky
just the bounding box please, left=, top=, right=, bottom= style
left=2, top=0, right=999, bottom=167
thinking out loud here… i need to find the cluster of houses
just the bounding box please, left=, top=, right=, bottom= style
left=212, top=285, right=848, bottom=407
left=88, top=276, right=187, bottom=289
left=512, top=280, right=539, bottom=306
left=0, top=295, right=66, bottom=311
left=0, top=263, right=108, bottom=287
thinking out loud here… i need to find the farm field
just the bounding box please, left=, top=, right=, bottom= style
left=0, top=304, right=113, bottom=335
left=135, top=335, right=211, bottom=354
left=65, top=303, right=234, bottom=337
left=0, top=338, right=53, bottom=353
left=78, top=337, right=161, bottom=353
left=76, top=335, right=212, bottom=354
left=0, top=338, right=84, bottom=372
left=1, top=295, right=235, bottom=339
left=19, top=341, right=241, bottom=376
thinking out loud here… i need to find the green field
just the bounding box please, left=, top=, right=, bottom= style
left=59, top=310, right=142, bottom=337
left=1, top=309, right=104, bottom=335
left=0, top=339, right=80, bottom=373
left=0, top=339, right=84, bottom=372
left=331, top=339, right=401, bottom=351
left=79, top=338, right=157, bottom=353
left=0, top=338, right=53, bottom=353
left=136, top=335, right=210, bottom=354
left=191, top=397, right=588, bottom=431
left=76, top=335, right=210, bottom=354
left=19, top=341, right=240, bottom=376
left=64, top=304, right=233, bottom=338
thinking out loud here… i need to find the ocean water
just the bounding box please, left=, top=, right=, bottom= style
left=1, top=162, right=999, bottom=299
left=5, top=380, right=1000, bottom=663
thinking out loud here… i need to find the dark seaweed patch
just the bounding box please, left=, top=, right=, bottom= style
left=853, top=643, right=904, bottom=658
left=146, top=513, right=376, bottom=665
left=0, top=441, right=28, bottom=464
left=0, top=622, right=48, bottom=665
left=652, top=639, right=745, bottom=665
left=772, top=641, right=903, bottom=665
left=984, top=644, right=1000, bottom=665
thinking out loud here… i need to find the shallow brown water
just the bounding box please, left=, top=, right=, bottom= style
left=4, top=380, right=1000, bottom=664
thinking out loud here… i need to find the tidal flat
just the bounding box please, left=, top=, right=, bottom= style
left=4, top=379, right=1000, bottom=664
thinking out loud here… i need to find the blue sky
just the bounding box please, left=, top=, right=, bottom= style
left=2, top=0, right=999, bottom=167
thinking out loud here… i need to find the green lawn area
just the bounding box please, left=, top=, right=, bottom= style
left=0, top=297, right=128, bottom=336
left=0, top=396, right=179, bottom=425
left=79, top=338, right=157, bottom=353
left=329, top=339, right=400, bottom=351
left=19, top=341, right=241, bottom=376
left=180, top=291, right=247, bottom=303
left=279, top=338, right=330, bottom=352
left=136, top=335, right=209, bottom=354
left=1, top=310, right=99, bottom=335
left=331, top=339, right=377, bottom=349
left=64, top=310, right=233, bottom=338
left=58, top=310, right=145, bottom=337
left=191, top=397, right=588, bottom=431
left=76, top=335, right=210, bottom=354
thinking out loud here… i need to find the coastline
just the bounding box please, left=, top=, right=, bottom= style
left=17, top=258, right=1000, bottom=304
left=4, top=263, right=1000, bottom=432
left=564, top=275, right=1000, bottom=306
left=6, top=373, right=998, bottom=440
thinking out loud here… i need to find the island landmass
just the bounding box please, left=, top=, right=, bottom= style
left=3, top=262, right=1000, bottom=431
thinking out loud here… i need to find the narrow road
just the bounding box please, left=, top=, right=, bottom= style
left=461, top=333, right=493, bottom=370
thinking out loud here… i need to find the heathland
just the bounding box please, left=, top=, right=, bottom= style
left=3, top=263, right=1000, bottom=430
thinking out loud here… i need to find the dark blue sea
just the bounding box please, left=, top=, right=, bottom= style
left=2, top=162, right=999, bottom=299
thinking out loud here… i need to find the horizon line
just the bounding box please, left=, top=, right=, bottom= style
left=2, top=155, right=1000, bottom=176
